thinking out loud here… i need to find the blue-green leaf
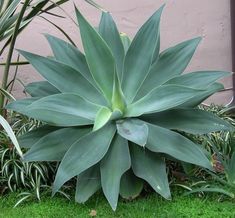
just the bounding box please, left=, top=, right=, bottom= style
left=120, top=33, right=131, bottom=54
left=18, top=125, right=59, bottom=148
left=19, top=93, right=101, bottom=126
left=18, top=50, right=105, bottom=105
left=45, top=34, right=97, bottom=88
left=93, top=107, right=112, bottom=131
left=126, top=85, right=203, bottom=117
left=142, top=108, right=234, bottom=134
left=122, top=5, right=164, bottom=103
left=130, top=144, right=171, bottom=199
left=25, top=81, right=60, bottom=97
left=146, top=123, right=213, bottom=170
left=24, top=127, right=90, bottom=161
left=120, top=170, right=143, bottom=199
left=100, top=134, right=131, bottom=210
left=53, top=123, right=116, bottom=194
left=99, top=12, right=125, bottom=79
left=6, top=97, right=40, bottom=113
left=75, top=7, right=115, bottom=104
left=135, top=37, right=201, bottom=100
left=75, top=164, right=101, bottom=203
left=116, top=119, right=148, bottom=147
left=181, top=83, right=224, bottom=108
left=165, top=71, right=231, bottom=89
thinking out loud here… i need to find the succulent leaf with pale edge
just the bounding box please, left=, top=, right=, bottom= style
left=6, top=4, right=233, bottom=210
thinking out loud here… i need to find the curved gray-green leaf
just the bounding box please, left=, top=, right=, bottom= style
left=126, top=85, right=203, bottom=117
left=52, top=123, right=116, bottom=194
left=180, top=83, right=224, bottom=108
left=6, top=97, right=40, bottom=113
left=120, top=33, right=131, bottom=54
left=18, top=125, right=59, bottom=148
left=116, top=118, right=148, bottom=147
left=25, top=81, right=60, bottom=97
left=21, top=93, right=101, bottom=126
left=142, top=108, right=234, bottom=134
left=165, top=71, right=230, bottom=89
left=24, top=127, right=91, bottom=161
left=45, top=34, right=97, bottom=88
left=75, top=164, right=101, bottom=203
left=135, top=37, right=201, bottom=100
left=146, top=123, right=213, bottom=170
left=130, top=144, right=171, bottom=199
left=122, top=5, right=164, bottom=103
left=93, top=107, right=112, bottom=131
left=99, top=12, right=125, bottom=79
left=75, top=7, right=115, bottom=104
left=120, top=169, right=144, bottom=200
left=18, top=50, right=106, bottom=105
left=100, top=134, right=131, bottom=211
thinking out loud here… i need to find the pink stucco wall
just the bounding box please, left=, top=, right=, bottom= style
left=2, top=0, right=233, bottom=104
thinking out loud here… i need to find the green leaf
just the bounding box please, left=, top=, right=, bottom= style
left=0, top=88, right=15, bottom=101
left=126, top=85, right=203, bottom=117
left=18, top=50, right=106, bottom=105
left=146, top=123, right=213, bottom=170
left=130, top=144, right=171, bottom=199
left=180, top=83, right=224, bottom=108
left=0, top=0, right=21, bottom=30
left=53, top=123, right=116, bottom=193
left=20, top=93, right=101, bottom=126
left=120, top=170, right=143, bottom=199
left=120, top=33, right=131, bottom=54
left=25, top=81, right=60, bottom=97
left=93, top=107, right=112, bottom=131
left=116, top=119, right=148, bottom=147
left=227, top=152, right=235, bottom=185
left=111, top=74, right=126, bottom=112
left=75, top=164, right=101, bottom=203
left=185, top=187, right=235, bottom=198
left=18, top=125, right=59, bottom=148
left=6, top=97, right=40, bottom=113
left=75, top=7, right=115, bottom=104
left=110, top=109, right=123, bottom=120
left=0, top=115, right=22, bottom=157
left=100, top=134, right=131, bottom=210
left=84, top=0, right=107, bottom=12
left=135, top=37, right=201, bottom=100
left=45, top=34, right=97, bottom=88
left=99, top=12, right=125, bottom=79
left=142, top=108, right=234, bottom=134
left=165, top=71, right=231, bottom=89
left=24, top=127, right=90, bottom=161
left=122, top=6, right=164, bottom=103
left=152, top=32, right=160, bottom=64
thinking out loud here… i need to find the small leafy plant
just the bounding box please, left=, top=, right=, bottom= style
left=0, top=113, right=58, bottom=206
left=6, top=5, right=233, bottom=210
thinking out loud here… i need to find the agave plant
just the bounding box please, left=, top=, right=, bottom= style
left=6, top=5, right=234, bottom=210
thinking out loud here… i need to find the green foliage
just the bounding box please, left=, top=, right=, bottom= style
left=6, top=5, right=233, bottom=210
left=0, top=0, right=69, bottom=113
left=0, top=113, right=57, bottom=205
left=174, top=104, right=235, bottom=199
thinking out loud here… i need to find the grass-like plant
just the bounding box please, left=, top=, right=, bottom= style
left=6, top=5, right=234, bottom=210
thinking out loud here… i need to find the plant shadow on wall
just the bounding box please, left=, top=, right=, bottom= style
left=5, top=4, right=234, bottom=211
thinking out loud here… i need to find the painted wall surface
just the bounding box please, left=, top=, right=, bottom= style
left=1, top=0, right=232, bottom=104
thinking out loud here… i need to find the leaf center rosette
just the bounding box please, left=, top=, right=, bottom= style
left=6, top=5, right=233, bottom=211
